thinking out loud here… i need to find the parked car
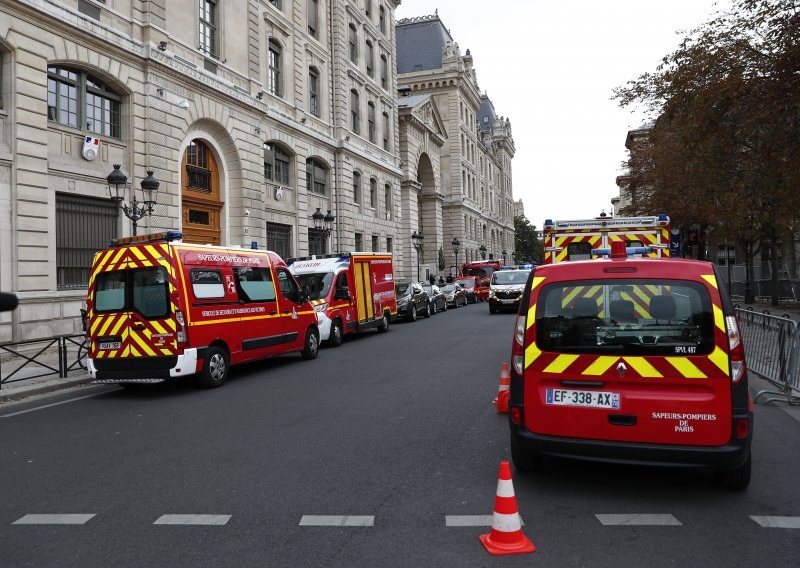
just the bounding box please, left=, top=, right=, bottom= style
left=422, top=284, right=447, bottom=314
left=395, top=281, right=430, bottom=321
left=488, top=269, right=532, bottom=314
left=440, top=283, right=467, bottom=308
left=456, top=276, right=479, bottom=303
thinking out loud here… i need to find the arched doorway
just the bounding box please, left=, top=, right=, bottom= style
left=182, top=139, right=222, bottom=245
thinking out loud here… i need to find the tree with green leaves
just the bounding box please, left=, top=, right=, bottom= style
left=614, top=0, right=800, bottom=303
left=514, top=215, right=544, bottom=265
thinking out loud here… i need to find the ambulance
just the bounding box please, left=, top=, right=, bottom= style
left=508, top=241, right=753, bottom=489
left=86, top=231, right=320, bottom=388
left=287, top=253, right=396, bottom=346
left=543, top=212, right=671, bottom=264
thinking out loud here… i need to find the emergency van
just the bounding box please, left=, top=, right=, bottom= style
left=288, top=253, right=396, bottom=346
left=86, top=231, right=320, bottom=388
left=508, top=241, right=753, bottom=489
left=543, top=212, right=671, bottom=264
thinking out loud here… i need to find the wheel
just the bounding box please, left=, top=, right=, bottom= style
left=511, top=431, right=543, bottom=472
left=430, top=302, right=437, bottom=315
left=443, top=300, right=448, bottom=311
left=328, top=319, right=343, bottom=347
left=302, top=327, right=320, bottom=360
left=377, top=312, right=389, bottom=333
left=716, top=452, right=751, bottom=490
left=409, top=304, right=418, bottom=322
left=423, top=303, right=431, bottom=318
left=197, top=346, right=229, bottom=389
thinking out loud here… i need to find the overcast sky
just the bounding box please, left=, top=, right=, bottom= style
left=395, top=0, right=728, bottom=225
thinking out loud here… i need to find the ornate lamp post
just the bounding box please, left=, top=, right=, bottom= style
left=479, top=244, right=487, bottom=260
left=311, top=207, right=336, bottom=253
left=502, top=249, right=507, bottom=264
left=107, top=165, right=159, bottom=236
left=412, top=230, right=424, bottom=281
left=451, top=237, right=460, bottom=276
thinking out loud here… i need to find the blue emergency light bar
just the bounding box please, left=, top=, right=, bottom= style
left=592, top=246, right=654, bottom=256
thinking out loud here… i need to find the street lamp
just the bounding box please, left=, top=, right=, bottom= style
left=107, top=165, right=159, bottom=236
left=502, top=249, right=507, bottom=263
left=451, top=237, right=460, bottom=276
left=311, top=207, right=336, bottom=252
left=412, top=230, right=424, bottom=281
left=479, top=244, right=487, bottom=260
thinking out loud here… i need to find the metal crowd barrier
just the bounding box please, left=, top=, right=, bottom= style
left=735, top=308, right=800, bottom=405
left=0, top=334, right=87, bottom=389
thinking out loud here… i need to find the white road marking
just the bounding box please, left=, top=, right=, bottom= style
left=13, top=514, right=95, bottom=525
left=153, top=514, right=231, bottom=526
left=445, top=515, right=525, bottom=527
left=1, top=389, right=122, bottom=418
left=299, top=515, right=374, bottom=527
left=596, top=514, right=682, bottom=526
left=750, top=516, right=800, bottom=529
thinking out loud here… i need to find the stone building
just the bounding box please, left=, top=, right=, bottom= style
left=396, top=13, right=516, bottom=273
left=0, top=0, right=404, bottom=342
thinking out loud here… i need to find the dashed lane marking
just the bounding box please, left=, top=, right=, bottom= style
left=13, top=514, right=95, bottom=525
left=445, top=515, right=525, bottom=527
left=153, top=515, right=231, bottom=526
left=596, top=514, right=682, bottom=526
left=750, top=516, right=800, bottom=529
left=299, top=515, right=374, bottom=527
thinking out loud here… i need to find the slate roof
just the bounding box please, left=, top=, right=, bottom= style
left=477, top=94, right=496, bottom=132
left=396, top=14, right=454, bottom=74
left=397, top=94, right=430, bottom=109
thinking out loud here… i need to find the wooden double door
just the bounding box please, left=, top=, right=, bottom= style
left=182, top=139, right=222, bottom=245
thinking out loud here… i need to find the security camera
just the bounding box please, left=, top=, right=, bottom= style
left=178, top=99, right=190, bottom=110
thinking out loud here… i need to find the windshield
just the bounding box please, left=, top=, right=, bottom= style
left=422, top=285, right=436, bottom=295
left=465, top=267, right=494, bottom=278
left=456, top=278, right=474, bottom=288
left=492, top=271, right=529, bottom=285
left=395, top=283, right=411, bottom=296
left=441, top=284, right=456, bottom=293
left=295, top=272, right=334, bottom=300
left=535, top=279, right=715, bottom=355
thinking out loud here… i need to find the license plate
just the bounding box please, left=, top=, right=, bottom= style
left=98, top=342, right=121, bottom=350
left=546, top=388, right=620, bottom=409
left=501, top=299, right=516, bottom=304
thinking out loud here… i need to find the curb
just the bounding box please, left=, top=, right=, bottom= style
left=0, top=375, right=92, bottom=403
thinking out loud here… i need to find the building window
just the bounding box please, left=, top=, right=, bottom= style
left=264, top=142, right=291, bottom=184
left=365, top=0, right=372, bottom=18
left=369, top=178, right=377, bottom=209
left=384, top=183, right=392, bottom=219
left=269, top=0, right=281, bottom=8
left=379, top=5, right=386, bottom=34
left=308, top=228, right=326, bottom=255
left=367, top=102, right=376, bottom=143
left=372, top=235, right=379, bottom=252
left=268, top=40, right=281, bottom=97
left=349, top=24, right=358, bottom=64
left=307, top=0, right=318, bottom=37
left=56, top=193, right=118, bottom=290
left=350, top=89, right=360, bottom=133
left=199, top=0, right=217, bottom=56
left=355, top=232, right=363, bottom=251
left=380, top=53, right=388, bottom=89
left=353, top=171, right=362, bottom=204
left=47, top=67, right=121, bottom=138
left=306, top=157, right=327, bottom=195
left=382, top=111, right=390, bottom=151
left=386, top=237, right=393, bottom=253
left=309, top=67, right=319, bottom=117
left=365, top=40, right=374, bottom=77
left=267, top=222, right=292, bottom=260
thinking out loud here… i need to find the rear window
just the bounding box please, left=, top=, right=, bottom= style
left=535, top=279, right=715, bottom=355
left=94, top=267, right=169, bottom=319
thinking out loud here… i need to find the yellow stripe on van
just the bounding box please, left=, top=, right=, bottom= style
left=667, top=357, right=706, bottom=379
left=362, top=262, right=374, bottom=320
left=582, top=356, right=618, bottom=376
left=354, top=263, right=367, bottom=322
left=708, top=346, right=730, bottom=376
left=530, top=277, right=546, bottom=291
left=701, top=274, right=718, bottom=289
left=130, top=331, right=157, bottom=357
left=713, top=304, right=725, bottom=332
left=623, top=356, right=663, bottom=378
left=544, top=354, right=579, bottom=374
left=527, top=303, right=537, bottom=329
left=525, top=342, right=542, bottom=369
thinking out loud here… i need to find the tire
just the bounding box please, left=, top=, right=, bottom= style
left=443, top=301, right=448, bottom=311
left=377, top=312, right=389, bottom=333
left=302, top=327, right=320, bottom=360
left=430, top=302, right=437, bottom=315
left=716, top=452, right=751, bottom=490
left=423, top=303, right=431, bottom=318
left=511, top=431, right=543, bottom=472
left=197, top=346, right=229, bottom=389
left=328, top=319, right=344, bottom=347
left=409, top=304, right=418, bottom=322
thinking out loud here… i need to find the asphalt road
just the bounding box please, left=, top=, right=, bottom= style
left=1, top=303, right=799, bottom=567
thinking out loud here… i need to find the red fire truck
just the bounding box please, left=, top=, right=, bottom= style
left=461, top=259, right=504, bottom=301
left=542, top=213, right=671, bottom=265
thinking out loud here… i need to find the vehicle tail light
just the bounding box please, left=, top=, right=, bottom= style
left=510, top=407, right=522, bottom=425
left=176, top=310, right=188, bottom=349
left=735, top=418, right=749, bottom=439
left=512, top=314, right=526, bottom=376
left=725, top=314, right=745, bottom=384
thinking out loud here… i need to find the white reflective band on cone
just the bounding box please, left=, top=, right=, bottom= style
left=496, top=478, right=515, bottom=498
left=498, top=384, right=509, bottom=392
left=492, top=511, right=522, bottom=532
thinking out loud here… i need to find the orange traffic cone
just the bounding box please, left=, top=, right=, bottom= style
left=494, top=362, right=510, bottom=413
left=480, top=461, right=535, bottom=556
